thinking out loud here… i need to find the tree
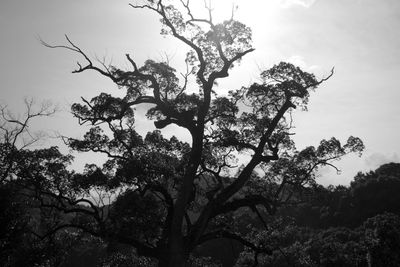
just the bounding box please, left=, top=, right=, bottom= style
left=233, top=163, right=400, bottom=266
left=347, top=163, right=400, bottom=226
left=33, top=1, right=364, bottom=266
left=0, top=99, right=56, bottom=183
left=0, top=100, right=78, bottom=266
left=362, top=213, right=400, bottom=267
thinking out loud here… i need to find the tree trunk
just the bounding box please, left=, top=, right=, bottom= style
left=158, top=243, right=189, bottom=267
left=158, top=254, right=188, bottom=267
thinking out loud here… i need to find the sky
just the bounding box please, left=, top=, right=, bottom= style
left=1, top=0, right=400, bottom=185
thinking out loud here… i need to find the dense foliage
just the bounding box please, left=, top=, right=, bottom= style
left=235, top=163, right=400, bottom=266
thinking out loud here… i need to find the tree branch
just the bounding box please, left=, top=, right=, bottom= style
left=197, top=230, right=272, bottom=255
left=211, top=195, right=275, bottom=218
left=41, top=35, right=118, bottom=81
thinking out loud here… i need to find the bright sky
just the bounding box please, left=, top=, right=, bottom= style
left=1, top=0, right=399, bottom=185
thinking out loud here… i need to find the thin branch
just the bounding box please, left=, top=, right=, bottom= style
left=41, top=35, right=118, bottom=81
left=130, top=1, right=207, bottom=85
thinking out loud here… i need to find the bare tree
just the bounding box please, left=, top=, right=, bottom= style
left=0, top=99, right=56, bottom=183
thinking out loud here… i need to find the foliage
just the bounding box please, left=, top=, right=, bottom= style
left=0, top=101, right=72, bottom=266
left=362, top=212, right=400, bottom=266
left=234, top=163, right=400, bottom=266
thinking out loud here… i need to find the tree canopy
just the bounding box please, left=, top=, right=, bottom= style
left=1, top=1, right=366, bottom=266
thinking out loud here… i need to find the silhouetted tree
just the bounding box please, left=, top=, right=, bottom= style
left=237, top=163, right=400, bottom=266
left=0, top=101, right=81, bottom=266
left=24, top=1, right=365, bottom=266
left=361, top=212, right=400, bottom=267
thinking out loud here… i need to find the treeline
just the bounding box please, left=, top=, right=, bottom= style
left=2, top=162, right=400, bottom=266
left=233, top=162, right=400, bottom=266
left=283, top=162, right=400, bottom=229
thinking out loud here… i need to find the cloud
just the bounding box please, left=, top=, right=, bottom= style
left=280, top=0, right=317, bottom=8
left=364, top=152, right=400, bottom=169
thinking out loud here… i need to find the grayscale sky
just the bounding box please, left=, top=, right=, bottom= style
left=1, top=0, right=399, bottom=185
